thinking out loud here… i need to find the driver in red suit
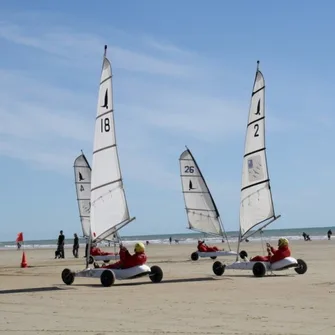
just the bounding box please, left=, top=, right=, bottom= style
left=99, top=242, right=147, bottom=269
left=197, top=240, right=222, bottom=252
left=90, top=245, right=115, bottom=256
left=250, top=238, right=291, bottom=263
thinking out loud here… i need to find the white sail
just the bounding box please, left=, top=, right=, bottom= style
left=239, top=62, right=278, bottom=240
left=74, top=153, right=92, bottom=237
left=90, top=46, right=134, bottom=242
left=179, top=148, right=225, bottom=237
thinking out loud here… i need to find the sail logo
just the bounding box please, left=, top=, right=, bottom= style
left=79, top=172, right=84, bottom=181
left=255, top=99, right=261, bottom=115
left=189, top=180, right=196, bottom=191
left=83, top=202, right=91, bottom=213
left=101, top=89, right=108, bottom=109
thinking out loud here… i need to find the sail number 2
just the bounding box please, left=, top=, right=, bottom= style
left=100, top=118, right=111, bottom=132
left=184, top=166, right=195, bottom=173
left=254, top=124, right=259, bottom=137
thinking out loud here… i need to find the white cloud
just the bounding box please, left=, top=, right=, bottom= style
left=0, top=19, right=229, bottom=179
left=134, top=96, right=245, bottom=142
left=142, top=35, right=196, bottom=57
left=0, top=67, right=94, bottom=172
left=0, top=16, right=302, bottom=187
left=0, top=21, right=200, bottom=78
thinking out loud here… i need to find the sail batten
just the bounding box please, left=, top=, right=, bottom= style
left=239, top=63, right=277, bottom=240
left=179, top=148, right=225, bottom=237
left=90, top=48, right=133, bottom=242
left=74, top=153, right=92, bottom=237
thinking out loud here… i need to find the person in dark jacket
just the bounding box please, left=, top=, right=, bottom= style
left=250, top=238, right=291, bottom=264
left=55, top=230, right=65, bottom=259
left=73, top=233, right=79, bottom=258
left=99, top=242, right=147, bottom=269
left=327, top=230, right=332, bottom=240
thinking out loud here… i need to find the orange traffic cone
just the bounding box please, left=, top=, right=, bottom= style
left=21, top=251, right=28, bottom=268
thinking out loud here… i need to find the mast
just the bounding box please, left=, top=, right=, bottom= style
left=74, top=152, right=92, bottom=238
left=89, top=44, right=135, bottom=242
left=186, top=147, right=221, bottom=222
left=179, top=147, right=231, bottom=249
left=236, top=60, right=280, bottom=259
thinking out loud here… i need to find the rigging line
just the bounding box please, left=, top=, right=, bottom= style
left=260, top=230, right=265, bottom=257
left=91, top=187, right=122, bottom=206
left=260, top=230, right=271, bottom=274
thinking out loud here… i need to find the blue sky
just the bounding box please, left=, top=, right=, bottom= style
left=1, top=1, right=334, bottom=241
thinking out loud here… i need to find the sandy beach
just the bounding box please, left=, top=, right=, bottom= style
left=1, top=240, right=335, bottom=335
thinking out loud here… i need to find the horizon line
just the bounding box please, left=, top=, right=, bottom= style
left=1, top=225, right=334, bottom=243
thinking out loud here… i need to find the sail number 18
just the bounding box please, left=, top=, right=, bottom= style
left=101, top=118, right=111, bottom=132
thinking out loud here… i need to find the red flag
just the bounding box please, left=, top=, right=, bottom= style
left=16, top=232, right=23, bottom=242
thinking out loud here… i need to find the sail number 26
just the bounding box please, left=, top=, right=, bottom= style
left=100, top=118, right=111, bottom=132
left=184, top=165, right=195, bottom=173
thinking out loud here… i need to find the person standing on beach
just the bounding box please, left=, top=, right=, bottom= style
left=57, top=230, right=65, bottom=259
left=73, top=233, right=79, bottom=258
left=327, top=230, right=332, bottom=240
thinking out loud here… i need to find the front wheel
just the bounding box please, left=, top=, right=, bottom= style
left=62, top=268, right=75, bottom=285
left=294, top=259, right=307, bottom=275
left=212, top=261, right=225, bottom=276
left=210, top=256, right=217, bottom=260
left=191, top=252, right=199, bottom=261
left=88, top=256, right=94, bottom=264
left=149, top=265, right=163, bottom=283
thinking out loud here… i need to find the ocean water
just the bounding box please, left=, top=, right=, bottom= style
left=1, top=227, right=334, bottom=250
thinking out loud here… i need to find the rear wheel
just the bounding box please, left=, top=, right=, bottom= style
left=210, top=256, right=217, bottom=260
left=212, top=261, right=225, bottom=276
left=149, top=265, right=163, bottom=283
left=61, top=268, right=75, bottom=285
left=294, top=259, right=307, bottom=275
left=191, top=252, right=199, bottom=261
left=100, top=270, right=115, bottom=287
left=88, top=256, right=94, bottom=264
left=252, top=262, right=266, bottom=277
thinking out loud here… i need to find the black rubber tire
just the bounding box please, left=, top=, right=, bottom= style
left=239, top=250, right=248, bottom=260
left=103, top=259, right=110, bottom=263
left=252, top=262, right=266, bottom=277
left=212, top=261, right=225, bottom=276
left=210, top=256, right=217, bottom=260
left=191, top=252, right=199, bottom=261
left=88, top=256, right=94, bottom=264
left=100, top=270, right=115, bottom=287
left=61, top=268, right=75, bottom=285
left=149, top=265, right=163, bottom=283
left=294, top=259, right=307, bottom=275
